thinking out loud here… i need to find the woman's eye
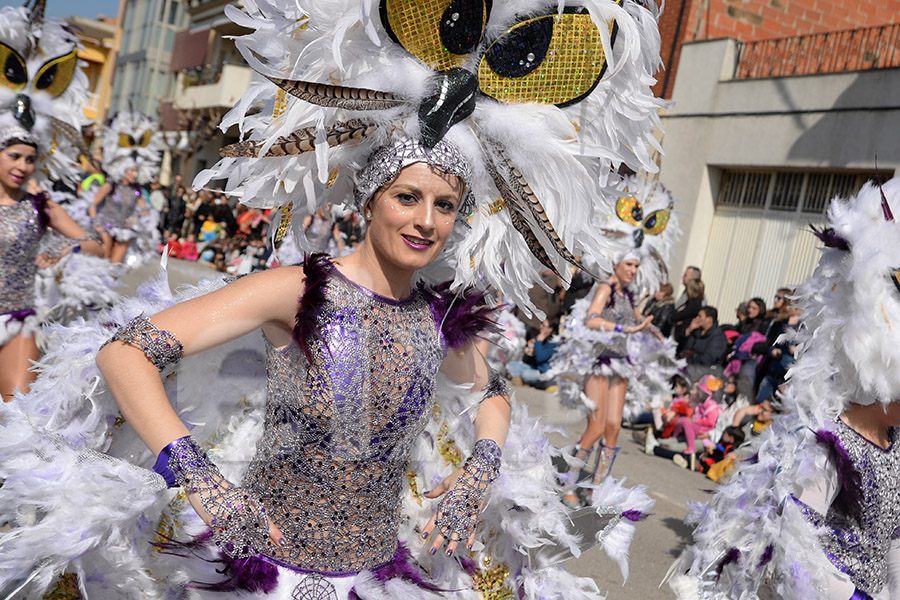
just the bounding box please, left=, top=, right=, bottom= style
left=397, top=193, right=417, bottom=204
left=436, top=200, right=456, bottom=213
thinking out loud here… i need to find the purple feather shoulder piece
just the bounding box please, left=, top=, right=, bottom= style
left=814, top=429, right=864, bottom=525
left=809, top=224, right=850, bottom=251
left=293, top=252, right=332, bottom=362
left=422, top=281, right=500, bottom=351
left=30, top=191, right=50, bottom=230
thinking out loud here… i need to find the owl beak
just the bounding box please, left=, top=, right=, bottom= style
left=131, top=149, right=139, bottom=160
left=14, top=95, right=35, bottom=131
left=418, top=68, right=478, bottom=148
left=632, top=228, right=645, bottom=248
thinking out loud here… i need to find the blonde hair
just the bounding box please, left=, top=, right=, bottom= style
left=686, top=278, right=705, bottom=301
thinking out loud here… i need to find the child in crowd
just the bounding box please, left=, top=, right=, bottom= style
left=181, top=234, right=199, bottom=261
left=695, top=425, right=745, bottom=480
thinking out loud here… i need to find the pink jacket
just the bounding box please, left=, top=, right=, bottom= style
left=691, top=398, right=720, bottom=431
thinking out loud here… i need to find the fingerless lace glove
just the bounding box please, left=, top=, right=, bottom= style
left=435, top=438, right=502, bottom=542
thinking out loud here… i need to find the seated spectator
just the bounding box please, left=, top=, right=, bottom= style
left=697, top=425, right=745, bottom=480
left=507, top=319, right=559, bottom=388
left=181, top=234, right=199, bottom=262
left=739, top=297, right=769, bottom=336
left=732, top=397, right=778, bottom=435
left=755, top=292, right=801, bottom=404
left=649, top=375, right=723, bottom=470
left=673, top=278, right=705, bottom=349
left=642, top=282, right=676, bottom=337
left=721, top=302, right=749, bottom=343
left=679, top=306, right=728, bottom=371
left=674, top=266, right=701, bottom=310
left=164, top=233, right=183, bottom=259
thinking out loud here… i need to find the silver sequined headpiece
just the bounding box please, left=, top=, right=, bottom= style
left=354, top=136, right=475, bottom=216
left=0, top=124, right=40, bottom=152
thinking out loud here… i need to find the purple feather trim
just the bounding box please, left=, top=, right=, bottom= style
left=815, top=429, right=864, bottom=525
left=809, top=224, right=850, bottom=251
left=293, top=253, right=332, bottom=362
left=876, top=162, right=894, bottom=221
left=757, top=544, right=774, bottom=569
left=31, top=192, right=50, bottom=230
left=621, top=509, right=649, bottom=522
left=424, top=281, right=500, bottom=350
left=365, top=543, right=444, bottom=592
left=715, top=547, right=740, bottom=583
left=605, top=282, right=636, bottom=310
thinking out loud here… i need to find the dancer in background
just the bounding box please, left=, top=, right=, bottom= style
left=668, top=178, right=900, bottom=600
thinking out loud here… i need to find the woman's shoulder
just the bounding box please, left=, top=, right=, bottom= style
left=420, top=281, right=500, bottom=351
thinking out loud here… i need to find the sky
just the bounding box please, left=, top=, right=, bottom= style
left=0, top=0, right=121, bottom=20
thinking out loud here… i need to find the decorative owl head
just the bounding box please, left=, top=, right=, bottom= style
left=783, top=177, right=900, bottom=425
left=101, top=111, right=162, bottom=184
left=0, top=0, right=91, bottom=188
left=195, top=0, right=666, bottom=310
left=598, top=174, right=679, bottom=293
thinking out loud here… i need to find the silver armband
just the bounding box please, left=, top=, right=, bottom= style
left=101, top=315, right=183, bottom=371
left=435, top=438, right=502, bottom=542
left=483, top=368, right=510, bottom=401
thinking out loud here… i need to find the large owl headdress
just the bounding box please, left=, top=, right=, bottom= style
left=783, top=176, right=900, bottom=425
left=195, top=0, right=666, bottom=309
left=101, top=111, right=163, bottom=184
left=0, top=0, right=91, bottom=187
left=598, top=174, right=680, bottom=293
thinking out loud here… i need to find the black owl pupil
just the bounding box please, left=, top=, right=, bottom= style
left=632, top=206, right=642, bottom=221
left=439, top=0, right=488, bottom=56
left=5, top=55, right=25, bottom=84
left=36, top=64, right=57, bottom=89
left=645, top=214, right=656, bottom=228
left=484, top=15, right=552, bottom=78
left=128, top=135, right=137, bottom=146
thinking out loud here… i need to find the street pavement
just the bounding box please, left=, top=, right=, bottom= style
left=124, top=258, right=717, bottom=599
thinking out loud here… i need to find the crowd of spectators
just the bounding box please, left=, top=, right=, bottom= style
left=149, top=174, right=365, bottom=273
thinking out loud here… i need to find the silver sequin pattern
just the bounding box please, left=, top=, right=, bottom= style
left=590, top=288, right=638, bottom=358
left=241, top=267, right=444, bottom=572
left=0, top=197, right=45, bottom=313
left=100, top=315, right=184, bottom=371
left=797, top=420, right=900, bottom=595
left=435, top=438, right=501, bottom=541
left=94, top=183, right=140, bottom=232
left=353, top=136, right=475, bottom=216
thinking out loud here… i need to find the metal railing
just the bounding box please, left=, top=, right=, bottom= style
left=180, top=62, right=237, bottom=88
left=734, top=23, right=900, bottom=79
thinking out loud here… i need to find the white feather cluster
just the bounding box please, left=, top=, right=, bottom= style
left=0, top=6, right=90, bottom=188
left=194, top=0, right=666, bottom=310
left=101, top=111, right=163, bottom=184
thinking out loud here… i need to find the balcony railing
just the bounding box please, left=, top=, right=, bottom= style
left=734, top=23, right=900, bottom=80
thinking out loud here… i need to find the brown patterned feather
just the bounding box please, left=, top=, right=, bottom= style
left=50, top=117, right=99, bottom=168
left=508, top=206, right=565, bottom=279
left=264, top=75, right=405, bottom=111
left=220, top=119, right=378, bottom=158
left=649, top=246, right=669, bottom=280
left=487, top=144, right=580, bottom=268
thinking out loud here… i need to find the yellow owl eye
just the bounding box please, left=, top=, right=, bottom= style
left=137, top=129, right=153, bottom=147
left=643, top=208, right=671, bottom=236
left=380, top=0, right=489, bottom=71
left=33, top=49, right=78, bottom=98
left=118, top=133, right=138, bottom=148
left=478, top=5, right=619, bottom=106
left=616, top=195, right=642, bottom=226
left=0, top=42, right=27, bottom=91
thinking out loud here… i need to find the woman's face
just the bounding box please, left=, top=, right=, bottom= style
left=0, top=143, right=37, bottom=190
left=365, top=162, right=462, bottom=273
left=123, top=167, right=139, bottom=185
left=747, top=301, right=761, bottom=319
left=613, top=259, right=640, bottom=285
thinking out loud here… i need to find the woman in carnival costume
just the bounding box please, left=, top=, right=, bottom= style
left=550, top=177, right=682, bottom=506
left=0, top=0, right=105, bottom=401
left=0, top=0, right=666, bottom=598
left=88, top=111, right=162, bottom=265
left=667, top=177, right=900, bottom=600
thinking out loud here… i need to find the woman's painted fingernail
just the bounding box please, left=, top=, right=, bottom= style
left=430, top=547, right=437, bottom=555
left=446, top=549, right=453, bottom=557
left=278, top=538, right=287, bottom=547
left=422, top=531, right=429, bottom=539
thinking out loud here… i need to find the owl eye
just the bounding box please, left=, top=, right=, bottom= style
left=380, top=0, right=490, bottom=71
left=0, top=42, right=27, bottom=91
left=137, top=129, right=153, bottom=147
left=643, top=208, right=671, bottom=235
left=33, top=49, right=78, bottom=98
left=478, top=4, right=619, bottom=106
left=616, top=195, right=642, bottom=226
left=118, top=133, right=138, bottom=148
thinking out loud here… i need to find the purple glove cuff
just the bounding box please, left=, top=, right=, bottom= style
left=153, top=436, right=189, bottom=488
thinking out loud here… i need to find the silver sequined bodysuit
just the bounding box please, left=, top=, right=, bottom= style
left=797, top=420, right=900, bottom=595
left=242, top=266, right=443, bottom=573
left=94, top=183, right=139, bottom=232
left=594, top=283, right=637, bottom=358
left=0, top=195, right=45, bottom=313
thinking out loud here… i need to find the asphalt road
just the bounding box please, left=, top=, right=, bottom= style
left=124, top=258, right=715, bottom=599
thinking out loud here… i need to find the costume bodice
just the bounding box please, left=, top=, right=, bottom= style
left=798, top=420, right=900, bottom=595
left=0, top=194, right=45, bottom=313
left=243, top=264, right=444, bottom=572
left=96, top=183, right=139, bottom=228
left=594, top=282, right=637, bottom=357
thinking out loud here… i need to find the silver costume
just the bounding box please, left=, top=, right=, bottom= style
left=588, top=283, right=637, bottom=360
left=795, top=420, right=900, bottom=596
left=94, top=183, right=141, bottom=241
left=0, top=195, right=45, bottom=316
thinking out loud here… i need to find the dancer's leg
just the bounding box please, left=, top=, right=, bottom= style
left=100, top=231, right=113, bottom=259
left=110, top=240, right=130, bottom=264
left=603, top=376, right=627, bottom=448
left=0, top=334, right=39, bottom=401
left=562, top=375, right=609, bottom=505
